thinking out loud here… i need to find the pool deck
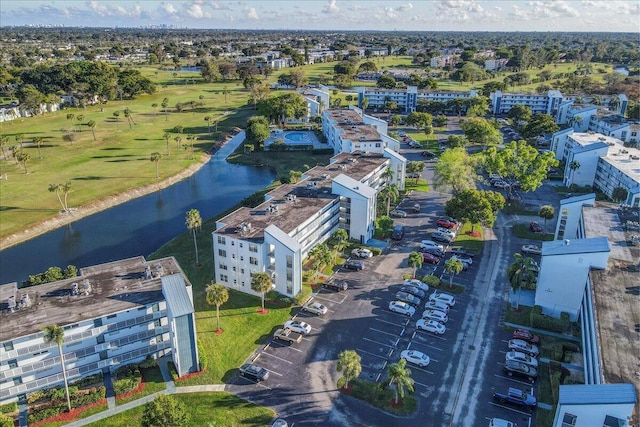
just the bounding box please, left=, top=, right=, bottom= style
left=265, top=130, right=326, bottom=150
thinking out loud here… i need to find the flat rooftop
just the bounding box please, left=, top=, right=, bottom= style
left=216, top=152, right=388, bottom=239
left=0, top=256, right=187, bottom=342
left=570, top=133, right=640, bottom=185
left=582, top=203, right=640, bottom=400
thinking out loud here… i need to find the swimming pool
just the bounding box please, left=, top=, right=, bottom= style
left=284, top=131, right=311, bottom=143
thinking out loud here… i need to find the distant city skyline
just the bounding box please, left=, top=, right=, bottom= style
left=2, top=0, right=639, bottom=32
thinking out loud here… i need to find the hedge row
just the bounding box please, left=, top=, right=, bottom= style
left=27, top=386, right=105, bottom=424
left=531, top=305, right=570, bottom=332
left=0, top=402, right=17, bottom=414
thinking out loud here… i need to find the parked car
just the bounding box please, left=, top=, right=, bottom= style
left=400, top=285, right=426, bottom=299
left=505, top=351, right=539, bottom=368
left=429, top=291, right=456, bottom=307
left=489, top=173, right=503, bottom=180
left=432, top=231, right=454, bottom=243
left=449, top=247, right=476, bottom=257
left=395, top=291, right=421, bottom=307
left=492, top=387, right=537, bottom=411
left=436, top=217, right=456, bottom=229
left=492, top=180, right=510, bottom=189
left=301, top=301, right=327, bottom=316
left=343, top=259, right=364, bottom=271
left=398, top=131, right=406, bottom=137
left=351, top=248, right=373, bottom=258
left=424, top=300, right=450, bottom=313
left=437, top=227, right=456, bottom=237
left=504, top=360, right=537, bottom=383
left=489, top=418, right=517, bottom=427
left=389, top=301, right=415, bottom=316
left=508, top=339, right=540, bottom=357
left=422, top=309, right=448, bottom=323
left=420, top=240, right=445, bottom=252
left=512, top=328, right=541, bottom=344
left=403, top=279, right=429, bottom=292
left=416, top=318, right=446, bottom=335
left=271, top=419, right=288, bottom=427
left=392, top=224, right=405, bottom=240
left=521, top=244, right=542, bottom=255
left=529, top=221, right=543, bottom=233
left=421, top=246, right=445, bottom=258
left=400, top=349, right=431, bottom=367
left=240, top=363, right=269, bottom=382
left=450, top=254, right=473, bottom=266
left=421, top=150, right=436, bottom=159
left=391, top=209, right=408, bottom=218
left=423, top=252, right=441, bottom=264
left=527, top=260, right=540, bottom=273
left=323, top=281, right=348, bottom=292
left=283, top=320, right=312, bottom=335
left=239, top=363, right=270, bottom=382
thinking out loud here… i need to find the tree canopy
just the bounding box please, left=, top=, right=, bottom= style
left=445, top=189, right=505, bottom=232
left=521, top=113, right=559, bottom=138
left=257, top=92, right=308, bottom=124
left=460, top=117, right=502, bottom=147
left=141, top=395, right=189, bottom=427
left=433, top=147, right=478, bottom=194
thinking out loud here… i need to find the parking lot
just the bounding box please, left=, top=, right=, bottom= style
left=226, top=144, right=562, bottom=426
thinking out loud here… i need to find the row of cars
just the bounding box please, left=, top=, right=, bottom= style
left=503, top=329, right=541, bottom=384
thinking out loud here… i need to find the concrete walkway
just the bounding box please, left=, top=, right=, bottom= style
left=63, top=357, right=226, bottom=427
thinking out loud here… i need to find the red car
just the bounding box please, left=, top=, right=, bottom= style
left=529, top=221, right=543, bottom=233
left=512, top=328, right=540, bottom=344
left=437, top=218, right=456, bottom=229
left=423, top=252, right=441, bottom=264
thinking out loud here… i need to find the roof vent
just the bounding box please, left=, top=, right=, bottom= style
left=565, top=239, right=570, bottom=245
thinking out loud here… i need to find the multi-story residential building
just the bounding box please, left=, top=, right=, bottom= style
left=429, top=55, right=458, bottom=68
left=322, top=107, right=400, bottom=155
left=212, top=149, right=405, bottom=298
left=553, top=384, right=637, bottom=427
left=0, top=256, right=199, bottom=405
left=357, top=86, right=478, bottom=114
left=551, top=132, right=640, bottom=206
left=484, top=58, right=509, bottom=71
left=489, top=90, right=564, bottom=115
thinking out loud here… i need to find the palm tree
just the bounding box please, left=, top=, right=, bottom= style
left=150, top=152, right=162, bottom=178
left=360, top=97, right=369, bottom=113
left=163, top=132, right=171, bottom=156
left=172, top=72, right=178, bottom=85
left=444, top=258, right=464, bottom=289
left=33, top=136, right=43, bottom=158
left=61, top=182, right=72, bottom=211
left=222, top=86, right=230, bottom=104
left=382, top=165, right=394, bottom=183
left=408, top=251, right=423, bottom=278
left=112, top=111, right=120, bottom=130
left=87, top=120, right=96, bottom=141
left=204, top=116, right=212, bottom=134
left=568, top=160, right=581, bottom=187
left=251, top=272, right=272, bottom=314
left=383, top=359, right=415, bottom=405
left=16, top=151, right=30, bottom=173
left=43, top=324, right=71, bottom=411
left=15, top=134, right=25, bottom=149
left=49, top=183, right=65, bottom=212
left=507, top=253, right=537, bottom=310
left=161, top=98, right=169, bottom=121
left=608, top=96, right=621, bottom=113
left=592, top=94, right=602, bottom=106
left=174, top=136, right=182, bottom=150
left=538, top=205, right=554, bottom=232
left=380, top=184, right=400, bottom=217
left=185, top=208, right=202, bottom=266
left=151, top=103, right=158, bottom=119
left=570, top=115, right=583, bottom=129
left=76, top=114, right=84, bottom=132
left=309, top=243, right=331, bottom=281
left=205, top=283, right=229, bottom=333
left=123, top=108, right=133, bottom=129
left=66, top=113, right=75, bottom=131
left=332, top=229, right=349, bottom=259
left=336, top=350, right=362, bottom=390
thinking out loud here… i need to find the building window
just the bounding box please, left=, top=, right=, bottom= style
left=286, top=255, right=293, bottom=268
left=249, top=257, right=258, bottom=266
left=240, top=268, right=245, bottom=274
left=13, top=377, right=22, bottom=386
left=217, top=236, right=226, bottom=245
left=562, top=413, right=577, bottom=427
left=154, top=319, right=161, bottom=328
left=286, top=281, right=293, bottom=294
left=249, top=243, right=258, bottom=253
left=239, top=243, right=243, bottom=248
left=239, top=256, right=243, bottom=261
left=3, top=341, right=14, bottom=351
left=220, top=274, right=228, bottom=282
left=218, top=249, right=227, bottom=258
left=232, top=266, right=236, bottom=272
left=8, top=359, right=18, bottom=369
left=219, top=263, right=227, bottom=270
left=152, top=303, right=160, bottom=312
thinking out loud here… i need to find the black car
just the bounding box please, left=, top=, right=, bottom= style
left=504, top=360, right=537, bottom=383
left=323, top=281, right=348, bottom=291
left=421, top=246, right=445, bottom=258
left=400, top=285, right=426, bottom=299
left=421, top=150, right=436, bottom=159
left=239, top=363, right=270, bottom=382
left=343, top=259, right=364, bottom=271
left=395, top=291, right=421, bottom=307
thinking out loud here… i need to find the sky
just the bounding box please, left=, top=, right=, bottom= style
left=2, top=0, right=639, bottom=32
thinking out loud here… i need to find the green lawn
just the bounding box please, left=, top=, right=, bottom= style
left=116, top=367, right=166, bottom=406
left=513, top=223, right=554, bottom=241
left=454, top=222, right=484, bottom=254
left=404, top=178, right=430, bottom=193
left=87, top=392, right=275, bottom=427
left=227, top=149, right=332, bottom=179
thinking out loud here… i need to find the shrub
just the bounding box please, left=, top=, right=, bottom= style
left=71, top=372, right=103, bottom=388
left=197, top=339, right=208, bottom=371
left=113, top=377, right=141, bottom=396
left=422, top=275, right=440, bottom=287
left=0, top=402, right=17, bottom=414
left=0, top=413, right=14, bottom=427
left=139, top=356, right=158, bottom=369
left=530, top=306, right=570, bottom=332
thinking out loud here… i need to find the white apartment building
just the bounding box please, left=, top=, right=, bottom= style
left=553, top=384, right=636, bottom=427
left=212, top=150, right=403, bottom=298
left=430, top=55, right=458, bottom=68
left=0, top=256, right=199, bottom=405
left=484, top=58, right=509, bottom=71
left=357, top=86, right=478, bottom=114
left=551, top=132, right=640, bottom=206
left=489, top=90, right=563, bottom=115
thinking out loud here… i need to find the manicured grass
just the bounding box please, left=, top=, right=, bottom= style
left=227, top=149, right=332, bottom=180
left=115, top=367, right=166, bottom=406
left=338, top=378, right=417, bottom=416
left=513, top=223, right=554, bottom=241
left=45, top=403, right=110, bottom=427
left=430, top=281, right=465, bottom=294
left=454, top=222, right=484, bottom=254
left=536, top=407, right=556, bottom=427
left=87, top=392, right=275, bottom=427
left=505, top=306, right=533, bottom=326
left=404, top=178, right=430, bottom=193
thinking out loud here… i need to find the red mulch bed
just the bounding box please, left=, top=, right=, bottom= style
left=465, top=230, right=481, bottom=237
left=30, top=399, right=108, bottom=427
left=390, top=399, right=404, bottom=408
left=115, top=381, right=146, bottom=402
left=339, top=386, right=353, bottom=395
left=175, top=369, right=206, bottom=383
left=256, top=308, right=269, bottom=315
left=214, top=328, right=224, bottom=335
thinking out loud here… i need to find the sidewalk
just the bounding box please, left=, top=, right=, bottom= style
left=64, top=357, right=225, bottom=427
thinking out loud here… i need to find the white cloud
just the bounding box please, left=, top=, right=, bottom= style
left=186, top=3, right=211, bottom=18
left=161, top=3, right=177, bottom=15
left=322, top=0, right=339, bottom=14
left=247, top=6, right=259, bottom=20
left=396, top=3, right=414, bottom=12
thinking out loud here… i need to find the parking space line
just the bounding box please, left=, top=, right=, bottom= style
left=488, top=401, right=533, bottom=417
left=363, top=337, right=394, bottom=348
left=356, top=348, right=389, bottom=360
left=414, top=330, right=448, bottom=342
left=493, top=374, right=535, bottom=387
left=374, top=317, right=407, bottom=328
left=313, top=294, right=345, bottom=304
left=412, top=379, right=434, bottom=388
left=409, top=366, right=434, bottom=375
left=369, top=327, right=400, bottom=338
left=258, top=351, right=293, bottom=364
left=265, top=368, right=283, bottom=377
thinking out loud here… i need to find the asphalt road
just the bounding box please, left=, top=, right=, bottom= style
left=226, top=132, right=563, bottom=427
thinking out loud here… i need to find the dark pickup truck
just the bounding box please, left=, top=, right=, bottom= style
left=493, top=387, right=537, bottom=411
